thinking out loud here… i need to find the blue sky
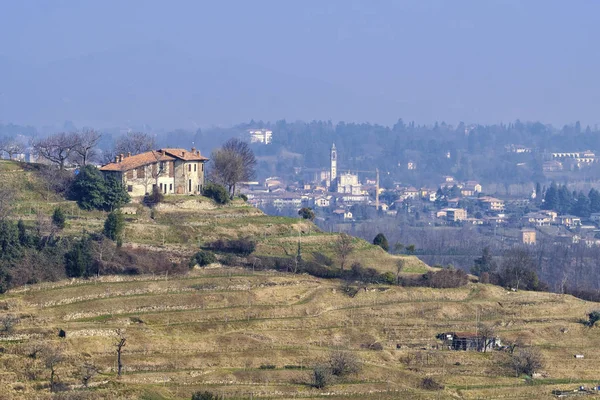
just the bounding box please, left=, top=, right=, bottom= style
left=1, top=1, right=599, bottom=128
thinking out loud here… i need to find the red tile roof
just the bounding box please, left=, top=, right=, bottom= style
left=100, top=148, right=208, bottom=172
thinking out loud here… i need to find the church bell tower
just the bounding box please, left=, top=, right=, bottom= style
left=330, top=143, right=337, bottom=184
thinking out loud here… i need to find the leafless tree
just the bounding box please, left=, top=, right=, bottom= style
left=396, top=259, right=405, bottom=285
left=477, top=322, right=496, bottom=352
left=333, top=233, right=354, bottom=271
left=0, top=314, right=19, bottom=333
left=79, top=362, right=98, bottom=387
left=71, top=129, right=102, bottom=166
left=43, top=346, right=65, bottom=392
left=328, top=350, right=361, bottom=377
left=113, top=132, right=156, bottom=157
left=0, top=136, right=24, bottom=160
left=210, top=138, right=256, bottom=198
left=115, top=328, right=127, bottom=376
left=0, top=186, right=14, bottom=221
left=32, top=132, right=78, bottom=170
left=511, top=347, right=543, bottom=377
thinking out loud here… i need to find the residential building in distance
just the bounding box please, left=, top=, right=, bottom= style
left=100, top=148, right=208, bottom=197
left=478, top=196, right=505, bottom=212
left=446, top=208, right=468, bottom=222
left=248, top=129, right=273, bottom=144
left=521, top=228, right=536, bottom=245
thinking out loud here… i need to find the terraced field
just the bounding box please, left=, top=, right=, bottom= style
left=1, top=267, right=599, bottom=399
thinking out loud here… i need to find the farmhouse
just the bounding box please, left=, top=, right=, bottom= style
left=100, top=148, right=208, bottom=197
left=438, top=332, right=500, bottom=352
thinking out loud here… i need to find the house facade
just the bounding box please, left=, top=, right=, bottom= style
left=100, top=148, right=208, bottom=197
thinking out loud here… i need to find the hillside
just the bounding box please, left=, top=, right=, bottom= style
left=1, top=269, right=599, bottom=399
left=2, top=159, right=599, bottom=399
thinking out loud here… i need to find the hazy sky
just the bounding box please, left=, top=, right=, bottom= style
left=1, top=1, right=599, bottom=129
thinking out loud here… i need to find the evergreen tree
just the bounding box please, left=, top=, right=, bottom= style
left=589, top=188, right=600, bottom=213
left=70, top=165, right=108, bottom=210
left=542, top=182, right=558, bottom=210
left=64, top=238, right=93, bottom=278
left=103, top=175, right=130, bottom=211
left=17, top=219, right=30, bottom=247
left=0, top=221, right=20, bottom=260
left=52, top=208, right=66, bottom=230
left=471, top=247, right=496, bottom=277
left=373, top=233, right=389, bottom=252
left=572, top=192, right=591, bottom=218
left=557, top=185, right=573, bottom=215
left=103, top=211, right=125, bottom=243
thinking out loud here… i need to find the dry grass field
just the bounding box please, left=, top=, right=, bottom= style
left=2, top=160, right=600, bottom=399
left=1, top=269, right=600, bottom=399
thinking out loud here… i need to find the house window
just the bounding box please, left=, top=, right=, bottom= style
left=194, top=164, right=197, bottom=172
left=189, top=179, right=192, bottom=192
left=160, top=183, right=163, bottom=191
left=188, top=164, right=191, bottom=172
left=127, top=185, right=133, bottom=192
left=160, top=162, right=165, bottom=173
left=126, top=170, right=133, bottom=179
left=137, top=167, right=145, bottom=178
left=169, top=184, right=173, bottom=191
left=201, top=163, right=204, bottom=171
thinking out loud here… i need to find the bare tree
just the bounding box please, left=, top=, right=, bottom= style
left=0, top=314, right=19, bottom=333
left=477, top=322, right=496, bottom=353
left=396, top=259, right=405, bottom=285
left=79, top=362, right=98, bottom=387
left=72, top=129, right=102, bottom=166
left=210, top=138, right=256, bottom=198
left=328, top=350, right=361, bottom=377
left=334, top=233, right=354, bottom=271
left=0, top=136, right=24, bottom=160
left=43, top=346, right=65, bottom=392
left=32, top=132, right=78, bottom=170
left=114, top=132, right=156, bottom=157
left=511, top=347, right=543, bottom=377
left=115, top=329, right=127, bottom=376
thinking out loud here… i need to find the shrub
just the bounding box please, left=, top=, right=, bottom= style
left=312, top=252, right=333, bottom=266
left=52, top=208, right=66, bottom=230
left=298, top=207, right=315, bottom=221
left=373, top=233, right=389, bottom=252
left=511, top=348, right=544, bottom=377
left=0, top=314, right=19, bottom=333
left=423, top=268, right=468, bottom=288
left=144, top=186, right=164, bottom=206
left=329, top=350, right=361, bottom=377
left=203, top=182, right=230, bottom=205
left=312, top=364, right=332, bottom=389
left=420, top=377, right=444, bottom=390
left=239, top=194, right=248, bottom=202
left=207, top=238, right=256, bottom=256
left=190, top=250, right=217, bottom=267
left=191, top=392, right=217, bottom=400
left=259, top=364, right=276, bottom=369
left=382, top=271, right=396, bottom=285
left=587, top=310, right=600, bottom=327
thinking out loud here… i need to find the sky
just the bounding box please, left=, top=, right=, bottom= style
left=0, top=0, right=599, bottom=129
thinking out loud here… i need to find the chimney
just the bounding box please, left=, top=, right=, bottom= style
left=191, top=147, right=196, bottom=153
left=127, top=152, right=131, bottom=157
left=181, top=151, right=185, bottom=157
left=119, top=154, right=124, bottom=162
left=197, top=150, right=200, bottom=156
left=115, top=156, right=119, bottom=163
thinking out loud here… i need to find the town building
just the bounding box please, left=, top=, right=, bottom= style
left=521, top=228, right=537, bottom=245
left=248, top=129, right=273, bottom=144
left=100, top=148, right=208, bottom=197
left=446, top=208, right=468, bottom=222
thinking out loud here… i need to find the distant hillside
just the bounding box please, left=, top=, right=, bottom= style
left=0, top=268, right=599, bottom=399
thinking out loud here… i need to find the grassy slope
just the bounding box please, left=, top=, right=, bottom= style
left=4, top=160, right=597, bottom=399
left=1, top=270, right=599, bottom=399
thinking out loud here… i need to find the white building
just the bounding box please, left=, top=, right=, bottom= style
left=249, top=129, right=273, bottom=144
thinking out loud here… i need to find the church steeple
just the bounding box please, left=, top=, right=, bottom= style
left=330, top=143, right=337, bottom=183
